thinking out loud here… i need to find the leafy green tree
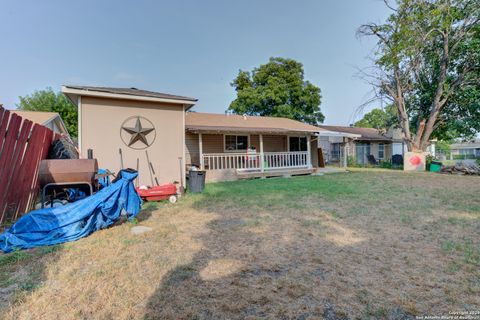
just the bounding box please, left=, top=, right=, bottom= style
left=17, top=88, right=77, bottom=137
left=359, top=0, right=479, bottom=151
left=228, top=57, right=324, bottom=125
left=354, top=105, right=398, bottom=129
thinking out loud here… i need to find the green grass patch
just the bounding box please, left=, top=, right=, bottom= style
left=0, top=250, right=31, bottom=267
left=441, top=240, right=480, bottom=266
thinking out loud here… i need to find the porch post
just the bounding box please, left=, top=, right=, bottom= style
left=199, top=133, right=204, bottom=170
left=343, top=137, right=347, bottom=168
left=259, top=134, right=264, bottom=172
left=307, top=135, right=312, bottom=168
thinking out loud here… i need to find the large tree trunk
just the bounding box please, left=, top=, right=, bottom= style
left=418, top=31, right=450, bottom=151
left=393, top=68, right=415, bottom=151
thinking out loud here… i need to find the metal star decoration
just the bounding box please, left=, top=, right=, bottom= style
left=122, top=117, right=154, bottom=147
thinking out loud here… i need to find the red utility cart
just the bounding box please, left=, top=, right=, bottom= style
left=135, top=184, right=178, bottom=203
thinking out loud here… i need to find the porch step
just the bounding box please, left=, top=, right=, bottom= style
left=235, top=168, right=316, bottom=179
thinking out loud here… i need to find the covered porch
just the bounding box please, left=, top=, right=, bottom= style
left=184, top=112, right=335, bottom=182
left=185, top=132, right=319, bottom=181
left=201, top=133, right=313, bottom=170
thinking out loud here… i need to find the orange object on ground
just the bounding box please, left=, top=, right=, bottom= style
left=135, top=184, right=177, bottom=202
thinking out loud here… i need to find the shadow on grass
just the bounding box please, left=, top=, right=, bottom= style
left=0, top=196, right=160, bottom=312
left=136, top=202, right=160, bottom=223
left=142, top=176, right=421, bottom=319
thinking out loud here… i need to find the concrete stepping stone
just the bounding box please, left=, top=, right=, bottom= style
left=130, top=226, right=153, bottom=235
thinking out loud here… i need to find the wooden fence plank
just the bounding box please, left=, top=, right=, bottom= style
left=0, top=114, right=22, bottom=217
left=0, top=108, right=11, bottom=160
left=15, top=125, right=47, bottom=219
left=0, top=106, right=56, bottom=226
left=25, top=127, right=53, bottom=213
left=3, top=119, right=33, bottom=218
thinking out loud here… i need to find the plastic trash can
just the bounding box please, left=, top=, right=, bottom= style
left=429, top=161, right=442, bottom=172
left=188, top=170, right=206, bottom=193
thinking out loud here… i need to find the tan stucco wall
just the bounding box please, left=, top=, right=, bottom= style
left=80, top=96, right=185, bottom=186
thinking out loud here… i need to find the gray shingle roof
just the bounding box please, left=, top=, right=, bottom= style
left=63, top=85, right=197, bottom=102
left=450, top=140, right=480, bottom=149
left=317, top=125, right=392, bottom=141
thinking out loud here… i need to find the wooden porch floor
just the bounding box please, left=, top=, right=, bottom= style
left=236, top=168, right=316, bottom=179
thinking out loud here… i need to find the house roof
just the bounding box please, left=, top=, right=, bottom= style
left=12, top=110, right=59, bottom=126
left=62, top=85, right=197, bottom=107
left=317, top=125, right=392, bottom=141
left=185, top=112, right=327, bottom=134
left=450, top=140, right=480, bottom=149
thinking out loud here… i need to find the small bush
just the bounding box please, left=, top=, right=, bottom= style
left=347, top=156, right=357, bottom=167
left=379, top=160, right=392, bottom=169
left=425, top=154, right=434, bottom=171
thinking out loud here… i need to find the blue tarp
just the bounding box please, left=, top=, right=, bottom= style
left=0, top=170, right=142, bottom=253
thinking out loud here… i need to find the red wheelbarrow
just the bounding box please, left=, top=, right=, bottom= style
left=135, top=184, right=178, bottom=203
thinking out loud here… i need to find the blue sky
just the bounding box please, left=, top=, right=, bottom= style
left=0, top=0, right=391, bottom=125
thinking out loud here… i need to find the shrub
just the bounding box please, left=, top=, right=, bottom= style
left=347, top=156, right=357, bottom=167
left=425, top=154, right=434, bottom=171
left=379, top=160, right=392, bottom=169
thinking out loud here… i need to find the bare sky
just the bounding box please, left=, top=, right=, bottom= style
left=0, top=0, right=391, bottom=125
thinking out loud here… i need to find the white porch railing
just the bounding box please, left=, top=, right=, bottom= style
left=264, top=152, right=309, bottom=170
left=202, top=151, right=310, bottom=171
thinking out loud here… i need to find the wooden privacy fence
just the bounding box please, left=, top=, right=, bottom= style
left=0, top=105, right=56, bottom=227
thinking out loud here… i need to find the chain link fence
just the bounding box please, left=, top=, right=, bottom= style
left=322, top=144, right=404, bottom=169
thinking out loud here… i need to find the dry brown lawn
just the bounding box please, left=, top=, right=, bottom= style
left=0, top=171, right=479, bottom=319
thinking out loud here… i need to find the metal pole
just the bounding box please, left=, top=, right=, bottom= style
left=119, top=148, right=124, bottom=170
left=179, top=157, right=184, bottom=193
left=145, top=150, right=155, bottom=186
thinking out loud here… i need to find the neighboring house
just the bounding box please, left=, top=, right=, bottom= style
left=12, top=110, right=71, bottom=138
left=317, top=125, right=405, bottom=165
left=449, top=140, right=480, bottom=159
left=61, top=85, right=343, bottom=184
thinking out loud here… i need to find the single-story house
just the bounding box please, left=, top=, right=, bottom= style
left=448, top=140, right=480, bottom=159
left=184, top=112, right=328, bottom=181
left=12, top=110, right=70, bottom=138
left=62, top=85, right=341, bottom=185
left=317, top=125, right=405, bottom=165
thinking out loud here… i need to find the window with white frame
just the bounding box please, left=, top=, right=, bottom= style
left=289, top=136, right=308, bottom=152
left=378, top=143, right=385, bottom=159
left=224, top=135, right=248, bottom=151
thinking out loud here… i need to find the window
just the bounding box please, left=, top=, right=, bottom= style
left=289, top=136, right=307, bottom=152
left=331, top=143, right=341, bottom=159
left=460, top=148, right=474, bottom=155
left=224, top=135, right=248, bottom=151
left=378, top=143, right=385, bottom=159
